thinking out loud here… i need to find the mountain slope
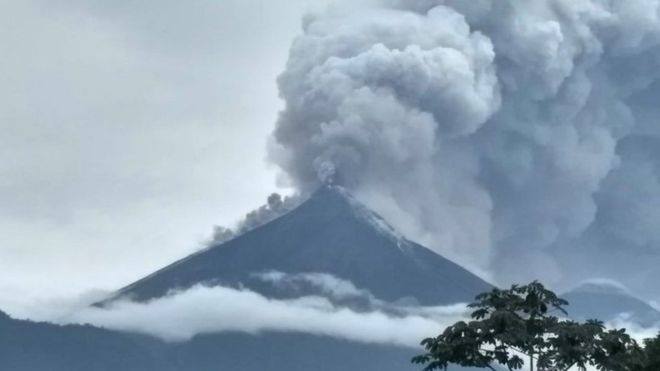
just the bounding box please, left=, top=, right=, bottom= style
left=108, top=185, right=491, bottom=305
left=563, top=282, right=660, bottom=327
left=0, top=310, right=174, bottom=371
left=0, top=310, right=421, bottom=371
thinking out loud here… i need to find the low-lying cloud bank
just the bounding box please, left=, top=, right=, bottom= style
left=50, top=273, right=468, bottom=348
left=16, top=273, right=656, bottom=352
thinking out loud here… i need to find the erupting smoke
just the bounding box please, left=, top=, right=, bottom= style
left=268, top=0, right=660, bottom=295
left=211, top=193, right=304, bottom=244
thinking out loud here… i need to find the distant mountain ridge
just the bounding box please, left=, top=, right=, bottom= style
left=104, top=185, right=492, bottom=306
left=0, top=309, right=421, bottom=371
left=0, top=310, right=175, bottom=371
left=562, top=281, right=660, bottom=327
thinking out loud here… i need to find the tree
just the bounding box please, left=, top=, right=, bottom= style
left=639, top=333, right=660, bottom=370
left=412, top=281, right=644, bottom=371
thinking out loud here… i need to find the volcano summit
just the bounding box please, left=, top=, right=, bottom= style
left=105, top=186, right=491, bottom=306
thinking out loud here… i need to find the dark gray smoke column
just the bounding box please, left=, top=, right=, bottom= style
left=269, top=0, right=660, bottom=297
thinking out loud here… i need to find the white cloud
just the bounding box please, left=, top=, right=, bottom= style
left=54, top=282, right=468, bottom=348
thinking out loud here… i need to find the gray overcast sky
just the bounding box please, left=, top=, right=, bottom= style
left=0, top=0, right=331, bottom=311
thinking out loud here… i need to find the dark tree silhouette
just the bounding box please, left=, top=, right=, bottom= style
left=412, top=281, right=645, bottom=371
left=640, top=333, right=660, bottom=370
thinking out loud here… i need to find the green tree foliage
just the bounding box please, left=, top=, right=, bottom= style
left=412, top=281, right=645, bottom=371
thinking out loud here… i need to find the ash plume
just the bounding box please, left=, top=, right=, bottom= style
left=211, top=193, right=304, bottom=244
left=268, top=0, right=660, bottom=297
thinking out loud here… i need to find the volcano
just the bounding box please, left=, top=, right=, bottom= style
left=106, top=185, right=491, bottom=306
left=2, top=186, right=493, bottom=371
left=9, top=185, right=493, bottom=371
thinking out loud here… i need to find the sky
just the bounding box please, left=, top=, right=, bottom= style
left=4, top=0, right=660, bottom=317
left=0, top=0, right=332, bottom=310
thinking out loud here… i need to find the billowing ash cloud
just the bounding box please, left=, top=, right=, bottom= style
left=268, top=0, right=660, bottom=295
left=211, top=193, right=304, bottom=244
left=55, top=273, right=468, bottom=347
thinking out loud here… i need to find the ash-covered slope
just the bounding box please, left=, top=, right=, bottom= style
left=109, top=185, right=491, bottom=306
